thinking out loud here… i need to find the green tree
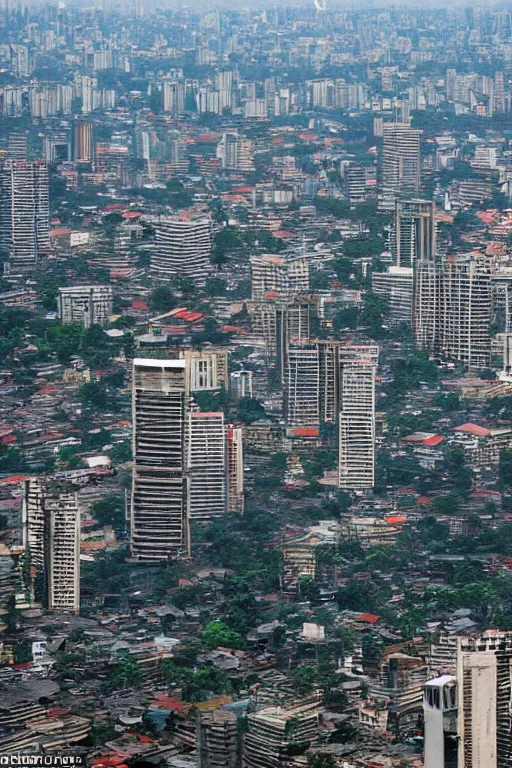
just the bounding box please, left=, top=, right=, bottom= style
left=237, top=397, right=266, bottom=424
left=90, top=724, right=117, bottom=745
left=111, top=650, right=143, bottom=689
left=333, top=306, right=358, bottom=331
left=149, top=285, right=177, bottom=313
left=360, top=293, right=389, bottom=338
left=268, top=624, right=287, bottom=651
left=293, top=665, right=317, bottom=695
left=333, top=257, right=356, bottom=283
left=79, top=381, right=110, bottom=409
left=90, top=493, right=125, bottom=530
left=205, top=277, right=227, bottom=296
left=433, top=493, right=460, bottom=516
left=201, top=620, right=243, bottom=650
left=298, top=575, right=320, bottom=602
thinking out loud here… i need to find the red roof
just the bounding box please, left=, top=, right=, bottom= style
left=50, top=227, right=71, bottom=237
left=423, top=435, right=444, bottom=446
left=122, top=211, right=141, bottom=219
left=104, top=204, right=127, bottom=212
left=232, top=186, right=253, bottom=193
left=0, top=474, right=29, bottom=485
left=91, top=757, right=127, bottom=767
left=152, top=693, right=191, bottom=715
left=131, top=299, right=148, bottom=310
left=357, top=613, right=380, bottom=624
left=385, top=515, right=407, bottom=525
left=291, top=428, right=319, bottom=437
left=174, top=310, right=203, bottom=322
left=454, top=423, right=490, bottom=437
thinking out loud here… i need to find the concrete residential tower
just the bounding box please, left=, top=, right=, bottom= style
left=150, top=216, right=212, bottom=284
left=22, top=479, right=80, bottom=614
left=131, top=359, right=189, bottom=560
left=0, top=160, right=50, bottom=265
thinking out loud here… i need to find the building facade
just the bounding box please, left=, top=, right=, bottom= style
left=150, top=216, right=212, bottom=284
left=338, top=346, right=378, bottom=490
left=22, top=479, right=80, bottom=614
left=391, top=199, right=436, bottom=267
left=187, top=411, right=227, bottom=522
left=250, top=254, right=309, bottom=301
left=131, top=359, right=189, bottom=561
left=381, top=123, right=422, bottom=206
left=58, top=285, right=113, bottom=327
left=0, top=160, right=50, bottom=265
left=227, top=424, right=244, bottom=514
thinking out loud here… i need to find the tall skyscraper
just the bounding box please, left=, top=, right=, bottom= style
left=217, top=133, right=254, bottom=171
left=457, top=633, right=512, bottom=768
left=150, top=217, right=212, bottom=285
left=187, top=411, right=227, bottom=522
left=338, top=347, right=377, bottom=490
left=22, top=479, right=80, bottom=614
left=0, top=160, right=50, bottom=265
left=439, top=252, right=493, bottom=369
left=162, top=80, right=185, bottom=114
left=247, top=294, right=318, bottom=374
left=422, top=675, right=457, bottom=768
left=284, top=341, right=378, bottom=488
left=285, top=343, right=321, bottom=427
left=424, top=632, right=512, bottom=768
left=73, top=122, right=94, bottom=162
left=227, top=425, right=244, bottom=514
left=446, top=68, right=457, bottom=103
left=131, top=359, right=189, bottom=561
left=45, top=491, right=81, bottom=614
left=372, top=266, right=414, bottom=327
left=250, top=255, right=309, bottom=301
left=6, top=131, right=28, bottom=160
left=413, top=259, right=439, bottom=354
left=381, top=123, right=422, bottom=206
left=414, top=251, right=493, bottom=369
left=392, top=199, right=436, bottom=267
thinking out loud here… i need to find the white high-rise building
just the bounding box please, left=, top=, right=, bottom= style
left=22, top=479, right=80, bottom=614
left=150, top=216, right=212, bottom=285
left=381, top=123, right=422, bottom=206
left=227, top=425, right=244, bottom=514
left=162, top=80, right=185, bottom=113
left=80, top=75, right=98, bottom=113
left=131, top=359, right=189, bottom=561
left=285, top=343, right=321, bottom=427
left=0, top=160, right=50, bottom=265
left=45, top=492, right=80, bottom=614
left=187, top=411, right=227, bottom=522
left=422, top=675, right=457, bottom=768
left=230, top=370, right=253, bottom=399
left=217, top=133, right=254, bottom=171
left=338, top=347, right=378, bottom=490
left=58, top=285, right=113, bottom=328
left=251, top=255, right=309, bottom=301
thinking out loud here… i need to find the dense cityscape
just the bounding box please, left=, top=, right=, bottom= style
left=3, top=1, right=512, bottom=766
